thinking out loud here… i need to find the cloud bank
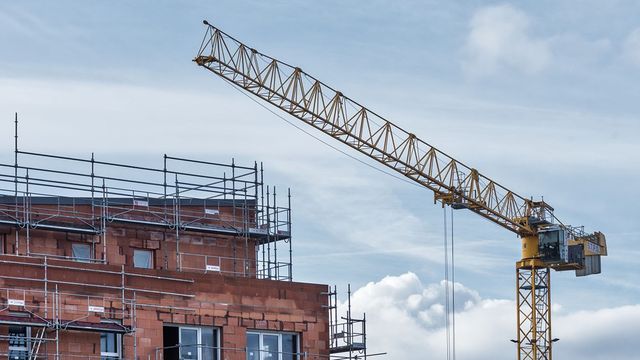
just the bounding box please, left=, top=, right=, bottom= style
left=347, top=272, right=640, bottom=360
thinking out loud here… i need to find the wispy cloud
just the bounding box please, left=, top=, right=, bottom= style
left=462, top=4, right=551, bottom=76
left=0, top=4, right=77, bottom=42
left=622, top=27, right=640, bottom=66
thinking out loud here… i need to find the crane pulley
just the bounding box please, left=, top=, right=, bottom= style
left=194, top=20, right=607, bottom=360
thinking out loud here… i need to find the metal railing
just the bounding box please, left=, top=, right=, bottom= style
left=178, top=252, right=292, bottom=281
left=152, top=343, right=341, bottom=360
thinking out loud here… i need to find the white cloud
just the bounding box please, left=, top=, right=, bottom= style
left=347, top=272, right=640, bottom=360
left=622, top=27, right=640, bottom=65
left=463, top=4, right=551, bottom=76
left=350, top=273, right=481, bottom=329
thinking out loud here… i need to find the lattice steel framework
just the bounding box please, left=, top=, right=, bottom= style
left=193, top=21, right=605, bottom=360
left=193, top=21, right=561, bottom=237
left=517, top=267, right=552, bottom=360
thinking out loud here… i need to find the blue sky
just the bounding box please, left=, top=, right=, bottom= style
left=1, top=1, right=639, bottom=359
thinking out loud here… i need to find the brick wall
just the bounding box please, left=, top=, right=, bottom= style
left=0, top=204, right=328, bottom=360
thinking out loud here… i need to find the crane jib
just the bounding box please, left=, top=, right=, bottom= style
left=193, top=21, right=604, bottom=255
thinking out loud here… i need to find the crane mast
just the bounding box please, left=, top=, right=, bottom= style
left=194, top=21, right=607, bottom=360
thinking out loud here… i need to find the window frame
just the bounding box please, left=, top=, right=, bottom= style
left=100, top=332, right=121, bottom=359
left=179, top=326, right=202, bottom=360
left=163, top=324, right=220, bottom=360
left=71, top=242, right=93, bottom=263
left=246, top=330, right=300, bottom=360
left=133, top=249, right=154, bottom=269
left=8, top=325, right=30, bottom=360
left=100, top=320, right=122, bottom=359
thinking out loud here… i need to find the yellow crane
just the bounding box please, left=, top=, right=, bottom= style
left=193, top=20, right=608, bottom=360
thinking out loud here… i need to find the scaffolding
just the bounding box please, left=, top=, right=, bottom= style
left=0, top=136, right=295, bottom=358
left=0, top=257, right=140, bottom=359
left=326, top=285, right=367, bottom=360
left=0, top=145, right=293, bottom=281
left=0, top=121, right=357, bottom=359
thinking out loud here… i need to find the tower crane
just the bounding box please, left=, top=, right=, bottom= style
left=193, top=21, right=608, bottom=360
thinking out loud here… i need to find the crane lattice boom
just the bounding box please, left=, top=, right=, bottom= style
left=194, top=21, right=555, bottom=237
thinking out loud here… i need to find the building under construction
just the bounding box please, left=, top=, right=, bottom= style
left=0, top=144, right=367, bottom=359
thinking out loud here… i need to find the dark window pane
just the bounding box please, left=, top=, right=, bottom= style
left=100, top=331, right=120, bottom=359
left=180, top=328, right=199, bottom=360
left=163, top=326, right=180, bottom=360
left=282, top=334, right=297, bottom=360
left=263, top=334, right=279, bottom=360
left=247, top=333, right=260, bottom=360
left=101, top=333, right=116, bottom=353
left=202, top=328, right=216, bottom=360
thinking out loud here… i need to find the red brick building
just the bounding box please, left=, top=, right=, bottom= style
left=0, top=151, right=356, bottom=360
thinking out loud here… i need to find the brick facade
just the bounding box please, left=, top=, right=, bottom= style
left=0, top=204, right=329, bottom=360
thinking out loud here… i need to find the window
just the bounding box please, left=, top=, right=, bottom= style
left=163, top=325, right=218, bottom=360
left=100, top=320, right=122, bottom=359
left=247, top=331, right=299, bottom=360
left=180, top=327, right=200, bottom=360
left=8, top=325, right=30, bottom=360
left=133, top=249, right=153, bottom=269
left=100, top=331, right=121, bottom=359
left=72, top=243, right=92, bottom=262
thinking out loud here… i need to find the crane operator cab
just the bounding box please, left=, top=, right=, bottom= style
left=538, top=225, right=607, bottom=276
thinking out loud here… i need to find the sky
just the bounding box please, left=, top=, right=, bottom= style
left=1, top=1, right=640, bottom=359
